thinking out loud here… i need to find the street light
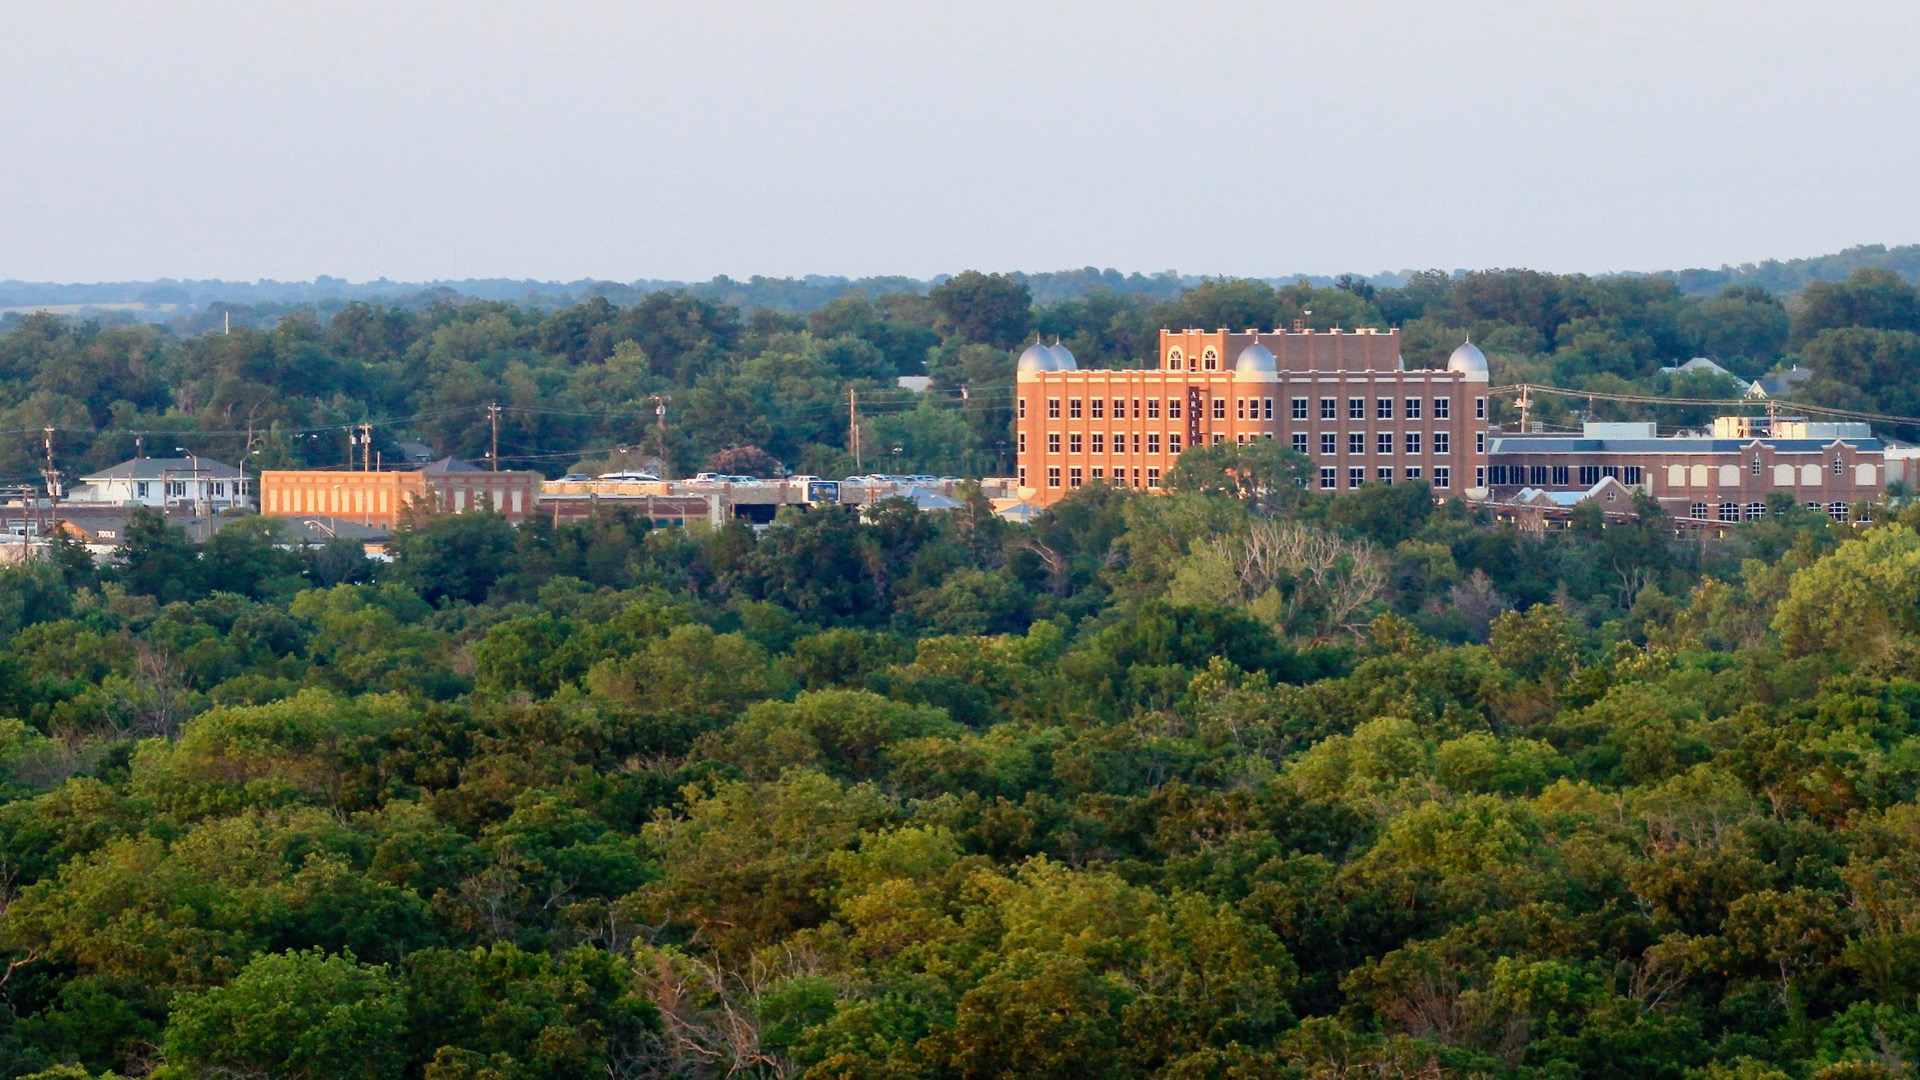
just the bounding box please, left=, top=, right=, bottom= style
left=174, top=447, right=201, bottom=515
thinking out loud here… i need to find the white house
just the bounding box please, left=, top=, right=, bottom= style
left=66, top=456, right=253, bottom=510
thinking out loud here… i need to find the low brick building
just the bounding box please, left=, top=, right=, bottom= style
left=260, top=457, right=542, bottom=528
left=1487, top=420, right=1885, bottom=524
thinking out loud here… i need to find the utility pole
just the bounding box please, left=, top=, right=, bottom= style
left=359, top=421, right=373, bottom=472
left=488, top=402, right=501, bottom=472
left=41, top=427, right=57, bottom=551
left=652, top=394, right=671, bottom=480
left=849, top=387, right=862, bottom=471
left=1519, top=385, right=1531, bottom=432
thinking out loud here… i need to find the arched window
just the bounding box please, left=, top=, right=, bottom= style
left=1167, top=348, right=1183, bottom=372
left=1202, top=348, right=1217, bottom=371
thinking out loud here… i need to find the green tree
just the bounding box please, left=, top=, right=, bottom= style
left=929, top=271, right=1033, bottom=350
left=161, top=949, right=406, bottom=1080
left=202, top=516, right=306, bottom=600
left=117, top=507, right=203, bottom=603
left=389, top=510, right=517, bottom=605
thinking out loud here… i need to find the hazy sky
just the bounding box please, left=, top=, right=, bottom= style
left=4, top=2, right=1918, bottom=283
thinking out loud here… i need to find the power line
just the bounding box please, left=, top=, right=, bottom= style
left=1489, top=383, right=1920, bottom=428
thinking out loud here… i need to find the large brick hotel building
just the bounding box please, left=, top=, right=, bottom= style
left=1014, top=326, right=1493, bottom=507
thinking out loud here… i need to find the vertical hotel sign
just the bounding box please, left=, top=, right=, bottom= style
left=1188, top=387, right=1202, bottom=447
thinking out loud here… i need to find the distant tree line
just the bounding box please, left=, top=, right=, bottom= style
left=1, top=261, right=1918, bottom=493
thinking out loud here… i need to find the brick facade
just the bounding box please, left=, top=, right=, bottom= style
left=1015, top=328, right=1491, bottom=507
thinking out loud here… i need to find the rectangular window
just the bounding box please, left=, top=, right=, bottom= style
left=1530, top=465, right=1548, bottom=485
left=1292, top=398, right=1308, bottom=420
left=1603, top=464, right=1619, bottom=479
left=1114, top=431, right=1126, bottom=453
left=1434, top=432, right=1450, bottom=455
left=1405, top=432, right=1422, bottom=454
left=1475, top=466, right=1485, bottom=487
left=1131, top=398, right=1141, bottom=419
left=1433, top=466, right=1450, bottom=489
left=1834, top=456, right=1845, bottom=475
left=1490, top=465, right=1508, bottom=485
left=1745, top=502, right=1765, bottom=520
left=1749, top=457, right=1761, bottom=476
left=1236, top=398, right=1246, bottom=420
left=1377, top=432, right=1393, bottom=454
left=1475, top=397, right=1486, bottom=420
left=1377, top=398, right=1393, bottom=420
left=1579, top=465, right=1600, bottom=485
left=1378, top=467, right=1394, bottom=482
left=1476, top=431, right=1486, bottom=454
left=1047, top=398, right=1060, bottom=418
left=1068, top=434, right=1082, bottom=453
left=1292, top=433, right=1309, bottom=453
left=1169, top=434, right=1183, bottom=453
left=1047, top=433, right=1060, bottom=453
left=1349, top=433, right=1366, bottom=455
left=1406, top=466, right=1422, bottom=480
left=1069, top=399, right=1082, bottom=419
left=1349, top=398, right=1366, bottom=420
left=1069, top=467, right=1082, bottom=488
left=1090, top=398, right=1104, bottom=419
left=1434, top=398, right=1450, bottom=420
left=1147, top=433, right=1161, bottom=454
left=1091, top=433, right=1104, bottom=454
left=1405, top=398, right=1422, bottom=420
left=1319, top=467, right=1337, bottom=489
left=1349, top=467, right=1365, bottom=488
left=1018, top=432, right=1027, bottom=454
left=1133, top=433, right=1142, bottom=454
left=1019, top=467, right=1027, bottom=487
left=1168, top=398, right=1182, bottom=419
left=1624, top=466, right=1643, bottom=485
left=1689, top=503, right=1708, bottom=520
left=1321, top=433, right=1337, bottom=456
left=1551, top=464, right=1568, bottom=486
left=1321, top=398, right=1337, bottom=420
left=1018, top=398, right=1028, bottom=419
left=1047, top=467, right=1061, bottom=488
left=1113, top=398, right=1126, bottom=419
left=1717, top=502, right=1738, bottom=522
left=1147, top=398, right=1161, bottom=419
left=1147, top=468, right=1161, bottom=489
left=1263, top=398, right=1274, bottom=420
left=1091, top=467, right=1104, bottom=480
left=1212, top=398, right=1225, bottom=420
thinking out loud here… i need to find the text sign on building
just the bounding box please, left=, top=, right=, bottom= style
left=1188, top=388, right=1202, bottom=447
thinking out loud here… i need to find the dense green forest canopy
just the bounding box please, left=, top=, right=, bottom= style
left=2, top=262, right=1919, bottom=488
left=4, top=460, right=1920, bottom=1076
left=4, top=259, right=1920, bottom=1077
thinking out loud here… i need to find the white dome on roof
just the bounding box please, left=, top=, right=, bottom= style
left=1234, top=343, right=1277, bottom=375
left=1447, top=339, right=1489, bottom=374
left=1048, top=341, right=1077, bottom=370
left=1017, top=342, right=1057, bottom=375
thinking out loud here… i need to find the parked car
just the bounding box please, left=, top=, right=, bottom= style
left=559, top=473, right=592, bottom=482
left=597, top=470, right=659, bottom=481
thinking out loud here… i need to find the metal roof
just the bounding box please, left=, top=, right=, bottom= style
left=420, top=456, right=486, bottom=474
left=1490, top=437, right=1882, bottom=455
left=80, top=456, right=244, bottom=481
